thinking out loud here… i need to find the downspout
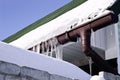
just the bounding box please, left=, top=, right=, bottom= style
left=56, top=13, right=118, bottom=75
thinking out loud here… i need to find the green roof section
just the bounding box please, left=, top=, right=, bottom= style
left=3, top=0, right=87, bottom=43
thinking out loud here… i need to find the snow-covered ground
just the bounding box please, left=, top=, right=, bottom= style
left=0, top=41, right=91, bottom=80
left=90, top=75, right=105, bottom=80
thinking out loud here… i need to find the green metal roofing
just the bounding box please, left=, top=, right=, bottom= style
left=3, top=0, right=87, bottom=43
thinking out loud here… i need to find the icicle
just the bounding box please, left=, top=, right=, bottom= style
left=32, top=45, right=37, bottom=52
left=32, top=46, right=35, bottom=52
left=77, top=37, right=80, bottom=43
left=36, top=44, right=40, bottom=53
left=51, top=37, right=58, bottom=58
left=48, top=37, right=63, bottom=59
left=39, top=37, right=63, bottom=59
left=88, top=57, right=92, bottom=75
left=52, top=38, right=57, bottom=58
left=49, top=39, right=54, bottom=57
left=56, top=45, right=63, bottom=59
left=52, top=37, right=63, bottom=59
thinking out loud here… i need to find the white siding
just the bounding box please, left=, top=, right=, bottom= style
left=91, top=28, right=106, bottom=50
left=105, top=25, right=118, bottom=59
left=91, top=24, right=118, bottom=60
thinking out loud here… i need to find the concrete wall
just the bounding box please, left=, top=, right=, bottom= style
left=0, top=61, right=74, bottom=80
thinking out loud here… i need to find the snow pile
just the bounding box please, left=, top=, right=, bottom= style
left=0, top=41, right=91, bottom=80
left=90, top=75, right=105, bottom=80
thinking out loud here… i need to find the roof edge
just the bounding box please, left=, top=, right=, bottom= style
left=3, top=0, right=87, bottom=43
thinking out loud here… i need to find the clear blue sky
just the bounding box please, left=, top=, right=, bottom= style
left=0, top=0, right=72, bottom=41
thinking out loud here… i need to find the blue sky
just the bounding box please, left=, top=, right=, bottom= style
left=0, top=0, right=72, bottom=41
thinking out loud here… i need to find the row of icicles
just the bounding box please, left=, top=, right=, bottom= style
left=29, top=37, right=63, bottom=59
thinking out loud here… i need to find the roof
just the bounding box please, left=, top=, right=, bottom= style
left=3, top=0, right=87, bottom=43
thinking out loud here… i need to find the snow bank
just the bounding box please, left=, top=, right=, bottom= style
left=0, top=41, right=91, bottom=80
left=90, top=75, right=105, bottom=80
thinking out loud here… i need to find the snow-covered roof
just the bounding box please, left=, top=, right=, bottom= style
left=0, top=41, right=91, bottom=80
left=3, top=0, right=117, bottom=49
left=3, top=0, right=87, bottom=43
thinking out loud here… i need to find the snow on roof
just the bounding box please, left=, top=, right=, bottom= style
left=5, top=0, right=117, bottom=49
left=0, top=41, right=91, bottom=80
left=3, top=0, right=87, bottom=43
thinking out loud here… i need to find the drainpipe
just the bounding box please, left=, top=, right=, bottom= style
left=56, top=13, right=118, bottom=75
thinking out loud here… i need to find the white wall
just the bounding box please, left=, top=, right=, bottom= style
left=91, top=24, right=118, bottom=60
left=105, top=24, right=118, bottom=59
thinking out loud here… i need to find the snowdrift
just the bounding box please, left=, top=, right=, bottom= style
left=0, top=41, right=91, bottom=80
